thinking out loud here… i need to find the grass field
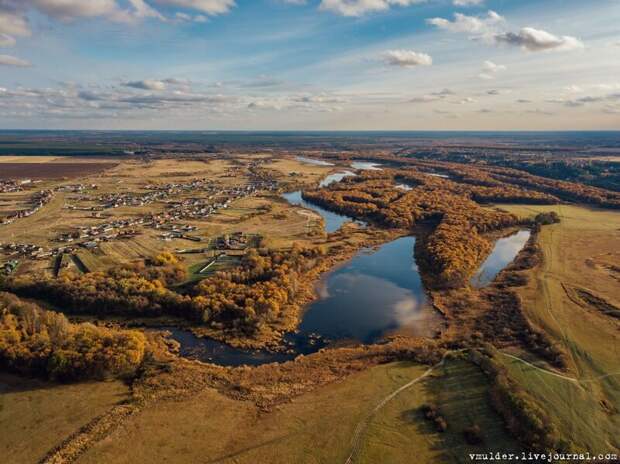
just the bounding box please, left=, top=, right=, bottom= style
left=358, top=357, right=520, bottom=464
left=493, top=204, right=620, bottom=453
left=0, top=374, right=129, bottom=464
left=72, top=358, right=514, bottom=464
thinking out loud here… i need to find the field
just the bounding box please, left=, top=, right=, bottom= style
left=0, top=163, right=117, bottom=180
left=0, top=374, right=129, bottom=464
left=0, top=154, right=353, bottom=277
left=71, top=358, right=515, bottom=464
left=494, top=204, right=620, bottom=452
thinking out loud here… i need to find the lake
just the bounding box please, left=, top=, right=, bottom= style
left=471, top=230, right=531, bottom=287
left=300, top=236, right=438, bottom=342
left=165, top=236, right=438, bottom=366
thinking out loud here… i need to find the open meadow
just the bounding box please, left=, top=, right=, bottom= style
left=495, top=204, right=620, bottom=452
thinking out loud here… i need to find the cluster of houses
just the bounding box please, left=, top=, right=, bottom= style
left=0, top=242, right=52, bottom=260
left=141, top=181, right=275, bottom=230
left=214, top=232, right=253, bottom=251
left=0, top=180, right=26, bottom=193
left=0, top=189, right=54, bottom=226
left=144, top=178, right=218, bottom=194
left=57, top=183, right=98, bottom=193
left=54, top=218, right=143, bottom=248
left=96, top=190, right=169, bottom=209
left=0, top=171, right=279, bottom=272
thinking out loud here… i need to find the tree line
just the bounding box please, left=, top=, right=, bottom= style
left=3, top=248, right=327, bottom=340
left=0, top=292, right=146, bottom=381
left=302, top=170, right=524, bottom=287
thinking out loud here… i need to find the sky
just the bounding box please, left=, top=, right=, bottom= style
left=0, top=0, right=619, bottom=130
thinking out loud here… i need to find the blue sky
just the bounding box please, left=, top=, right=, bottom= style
left=0, top=0, right=619, bottom=129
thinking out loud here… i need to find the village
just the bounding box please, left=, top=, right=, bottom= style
left=0, top=166, right=279, bottom=278
left=0, top=189, right=54, bottom=226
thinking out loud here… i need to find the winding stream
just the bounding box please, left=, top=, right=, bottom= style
left=281, top=190, right=355, bottom=233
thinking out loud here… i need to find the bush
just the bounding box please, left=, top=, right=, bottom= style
left=463, top=424, right=484, bottom=445
left=534, top=211, right=560, bottom=225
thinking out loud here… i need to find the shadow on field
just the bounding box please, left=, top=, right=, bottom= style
left=205, top=431, right=301, bottom=464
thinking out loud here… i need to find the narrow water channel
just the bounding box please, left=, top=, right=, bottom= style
left=295, top=156, right=334, bottom=166
left=471, top=230, right=531, bottom=288
left=351, top=161, right=383, bottom=171
left=281, top=190, right=354, bottom=233
left=319, top=171, right=356, bottom=187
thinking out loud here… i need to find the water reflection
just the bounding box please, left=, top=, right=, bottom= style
left=351, top=161, right=383, bottom=171
left=282, top=190, right=355, bottom=233
left=320, top=171, right=356, bottom=187
left=427, top=172, right=450, bottom=179
left=300, top=236, right=437, bottom=342
left=471, top=230, right=531, bottom=287
left=295, top=156, right=334, bottom=166
left=162, top=237, right=439, bottom=366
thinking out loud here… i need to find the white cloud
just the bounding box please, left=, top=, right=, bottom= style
left=382, top=49, right=432, bottom=67
left=152, top=0, right=235, bottom=15
left=478, top=59, right=506, bottom=79
left=453, top=0, right=483, bottom=6
left=455, top=96, right=476, bottom=104
left=0, top=9, right=31, bottom=38
left=482, top=60, right=505, bottom=73
left=123, top=79, right=167, bottom=90
left=0, top=54, right=31, bottom=67
left=564, top=85, right=583, bottom=93
left=31, top=0, right=122, bottom=21
left=410, top=88, right=454, bottom=103
left=127, top=0, right=165, bottom=19
left=319, top=0, right=426, bottom=17
left=0, top=33, right=16, bottom=47
left=494, top=27, right=584, bottom=52
left=428, top=11, right=584, bottom=54
left=559, top=92, right=620, bottom=108
left=427, top=10, right=504, bottom=36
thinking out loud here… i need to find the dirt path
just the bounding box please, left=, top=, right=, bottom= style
left=343, top=351, right=462, bottom=464
left=344, top=347, right=620, bottom=464
left=498, top=352, right=580, bottom=384
left=500, top=351, right=620, bottom=385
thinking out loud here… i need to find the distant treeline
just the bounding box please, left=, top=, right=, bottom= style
left=321, top=153, right=620, bottom=209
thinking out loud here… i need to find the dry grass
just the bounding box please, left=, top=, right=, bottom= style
left=493, top=204, right=620, bottom=452
left=0, top=373, right=129, bottom=464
